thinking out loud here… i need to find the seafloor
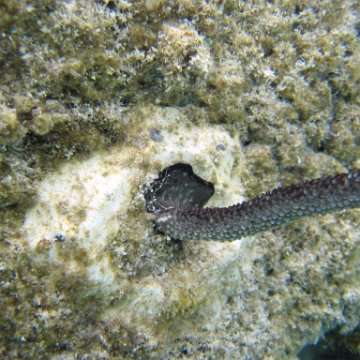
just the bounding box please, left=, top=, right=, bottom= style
left=0, top=0, right=359, bottom=359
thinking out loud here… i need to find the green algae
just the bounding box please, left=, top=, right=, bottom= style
left=0, top=0, right=359, bottom=358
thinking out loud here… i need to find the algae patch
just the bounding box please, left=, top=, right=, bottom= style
left=1, top=0, right=360, bottom=357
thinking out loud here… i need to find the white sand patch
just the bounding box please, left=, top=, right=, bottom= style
left=23, top=151, right=141, bottom=257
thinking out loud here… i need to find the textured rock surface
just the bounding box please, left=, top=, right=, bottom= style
left=0, top=0, right=359, bottom=359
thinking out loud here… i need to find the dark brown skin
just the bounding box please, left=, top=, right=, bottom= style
left=149, top=167, right=360, bottom=241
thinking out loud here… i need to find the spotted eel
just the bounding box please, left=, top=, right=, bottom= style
left=145, top=163, right=360, bottom=241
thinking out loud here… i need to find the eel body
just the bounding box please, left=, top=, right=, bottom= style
left=145, top=164, right=360, bottom=241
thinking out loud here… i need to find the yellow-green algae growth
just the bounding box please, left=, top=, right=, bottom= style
left=0, top=0, right=359, bottom=358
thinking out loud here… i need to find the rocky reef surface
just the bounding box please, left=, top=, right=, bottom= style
left=0, top=0, right=359, bottom=359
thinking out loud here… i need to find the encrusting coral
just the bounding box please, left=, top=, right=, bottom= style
left=1, top=0, right=359, bottom=359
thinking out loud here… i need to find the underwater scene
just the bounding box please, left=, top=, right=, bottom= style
left=0, top=0, right=359, bottom=359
